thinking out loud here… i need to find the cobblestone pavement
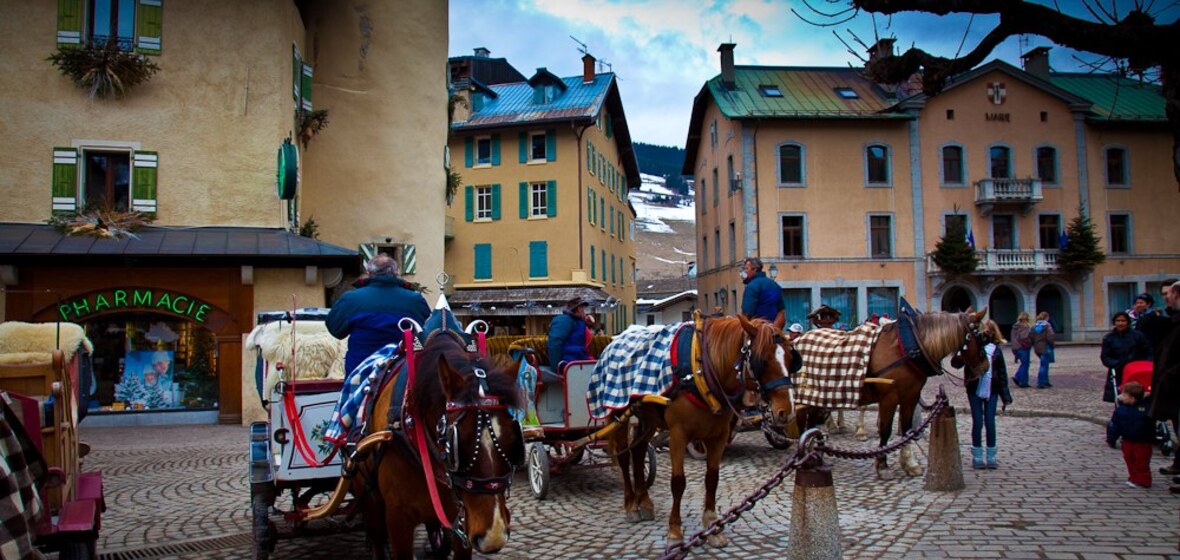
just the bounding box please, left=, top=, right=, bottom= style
left=79, top=345, right=1180, bottom=559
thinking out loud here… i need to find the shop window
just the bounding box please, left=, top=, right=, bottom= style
left=86, top=316, right=219, bottom=412
left=820, top=288, right=857, bottom=329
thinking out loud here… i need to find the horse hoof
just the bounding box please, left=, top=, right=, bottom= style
left=625, top=510, right=641, bottom=523
left=875, top=467, right=895, bottom=481
left=706, top=533, right=728, bottom=548
left=904, top=465, right=924, bottom=477
left=666, top=530, right=684, bottom=544
left=639, top=507, right=655, bottom=521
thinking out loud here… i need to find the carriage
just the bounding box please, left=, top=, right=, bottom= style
left=0, top=321, right=105, bottom=560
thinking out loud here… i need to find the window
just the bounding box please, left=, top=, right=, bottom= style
left=989, top=146, right=1011, bottom=178
left=646, top=315, right=656, bottom=326
left=83, top=150, right=131, bottom=211
left=727, top=155, right=738, bottom=192
left=528, top=182, right=548, bottom=217
left=590, top=246, right=596, bottom=279
left=865, top=144, right=890, bottom=185
left=1038, top=215, right=1062, bottom=250
left=530, top=132, right=547, bottom=161
left=778, top=144, right=804, bottom=185
left=713, top=228, right=721, bottom=269
left=610, top=206, right=615, bottom=236
left=1106, top=147, right=1128, bottom=186
left=53, top=146, right=156, bottom=215
left=474, top=244, right=492, bottom=280
left=710, top=120, right=717, bottom=147
left=781, top=215, right=804, bottom=258
left=699, top=179, right=706, bottom=215
left=1036, top=146, right=1058, bottom=184
left=728, top=221, right=736, bottom=264
left=702, top=235, right=709, bottom=272
left=835, top=87, right=859, bottom=99
left=759, top=85, right=783, bottom=97
left=1109, top=213, right=1130, bottom=254
left=869, top=215, right=893, bottom=258
left=782, top=289, right=809, bottom=326
left=88, top=0, right=136, bottom=49
left=712, top=168, right=719, bottom=206
left=821, top=288, right=857, bottom=328
left=992, top=214, right=1015, bottom=250
left=868, top=287, right=899, bottom=320
left=945, top=213, right=968, bottom=237
left=599, top=195, right=605, bottom=230
left=1109, top=283, right=1136, bottom=317
left=466, top=184, right=501, bottom=221
left=941, top=145, right=964, bottom=185
left=946, top=109, right=955, bottom=120
left=528, top=241, right=548, bottom=278
left=476, top=137, right=493, bottom=166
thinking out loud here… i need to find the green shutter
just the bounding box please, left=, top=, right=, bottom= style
left=590, top=245, right=596, bottom=279
left=601, top=252, right=606, bottom=283
left=605, top=112, right=613, bottom=138
left=300, top=63, right=314, bottom=111
left=132, top=151, right=158, bottom=215
left=519, top=182, right=528, bottom=218
left=56, top=0, right=83, bottom=47
left=611, top=253, right=616, bottom=284
left=546, top=129, right=557, bottom=162
left=529, top=241, right=548, bottom=278
left=587, top=190, right=593, bottom=223
left=590, top=144, right=596, bottom=175
left=610, top=206, right=615, bottom=235
left=491, top=183, right=501, bottom=220
left=464, top=137, right=473, bottom=168
left=136, top=0, right=163, bottom=55
left=292, top=45, right=301, bottom=101
left=600, top=196, right=605, bottom=230
left=546, top=180, right=557, bottom=217
left=491, top=135, right=501, bottom=166
left=519, top=132, right=528, bottom=163
left=401, top=244, right=416, bottom=275
left=474, top=244, right=491, bottom=280
left=586, top=142, right=592, bottom=171
left=464, top=185, right=473, bottom=222
left=51, top=147, right=78, bottom=214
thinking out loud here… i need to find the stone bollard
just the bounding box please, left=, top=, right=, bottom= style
left=923, top=405, right=965, bottom=491
left=787, top=462, right=842, bottom=560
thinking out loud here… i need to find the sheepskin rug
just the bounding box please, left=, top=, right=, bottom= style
left=0, top=322, right=93, bottom=365
left=246, top=321, right=347, bottom=400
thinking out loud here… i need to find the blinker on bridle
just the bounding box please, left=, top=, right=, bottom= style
left=436, top=370, right=525, bottom=495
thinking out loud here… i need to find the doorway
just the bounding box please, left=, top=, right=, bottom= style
left=1035, top=284, right=1069, bottom=341
left=987, top=285, right=1020, bottom=339
left=940, top=286, right=974, bottom=313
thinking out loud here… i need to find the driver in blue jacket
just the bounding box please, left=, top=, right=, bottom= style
left=740, top=257, right=784, bottom=323
left=547, top=297, right=595, bottom=374
left=327, top=253, right=431, bottom=374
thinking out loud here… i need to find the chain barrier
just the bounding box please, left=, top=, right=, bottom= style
left=657, top=389, right=951, bottom=560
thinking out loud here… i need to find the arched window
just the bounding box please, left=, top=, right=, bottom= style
left=865, top=144, right=890, bottom=185
left=989, top=145, right=1011, bottom=179
left=941, top=145, right=964, bottom=185
left=1035, top=146, right=1058, bottom=184
left=778, top=143, right=804, bottom=185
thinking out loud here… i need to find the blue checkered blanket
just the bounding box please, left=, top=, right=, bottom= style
left=587, top=323, right=683, bottom=419
left=323, top=342, right=401, bottom=445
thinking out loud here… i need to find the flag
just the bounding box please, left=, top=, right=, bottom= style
left=1058, top=232, right=1069, bottom=251
left=966, top=229, right=976, bottom=250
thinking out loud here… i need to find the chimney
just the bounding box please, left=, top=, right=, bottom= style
left=473, top=47, right=490, bottom=58
left=582, top=53, right=596, bottom=84
left=718, top=43, right=736, bottom=89
left=1021, top=46, right=1051, bottom=80
left=867, top=38, right=896, bottom=66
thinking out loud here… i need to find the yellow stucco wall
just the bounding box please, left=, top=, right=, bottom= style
left=0, top=1, right=304, bottom=227
left=298, top=0, right=449, bottom=286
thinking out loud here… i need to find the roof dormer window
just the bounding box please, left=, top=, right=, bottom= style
left=759, top=85, right=783, bottom=97
left=835, top=87, right=859, bottom=99
left=528, top=67, right=568, bottom=105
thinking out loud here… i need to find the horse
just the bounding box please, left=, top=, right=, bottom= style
left=351, top=329, right=525, bottom=559
left=793, top=309, right=988, bottom=478
left=602, top=314, right=795, bottom=547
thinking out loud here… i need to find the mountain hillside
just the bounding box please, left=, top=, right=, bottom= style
left=633, top=142, right=690, bottom=195
left=630, top=173, right=696, bottom=282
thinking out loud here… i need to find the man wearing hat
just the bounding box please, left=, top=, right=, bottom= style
left=740, top=257, right=784, bottom=323
left=547, top=297, right=595, bottom=373
left=808, top=305, right=841, bottom=330
left=787, top=323, right=804, bottom=342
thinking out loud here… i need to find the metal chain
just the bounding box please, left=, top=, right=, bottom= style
left=818, top=392, right=947, bottom=461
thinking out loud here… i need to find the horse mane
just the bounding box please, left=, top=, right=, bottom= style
left=914, top=312, right=969, bottom=359
left=412, top=332, right=523, bottom=414
left=704, top=316, right=772, bottom=368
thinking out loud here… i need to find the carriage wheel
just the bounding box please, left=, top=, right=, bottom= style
left=527, top=443, right=551, bottom=500
left=251, top=485, right=277, bottom=560
left=686, top=440, right=706, bottom=461
left=763, top=426, right=793, bottom=450
left=644, top=444, right=658, bottom=489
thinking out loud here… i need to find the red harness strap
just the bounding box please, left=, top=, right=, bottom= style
left=403, top=327, right=454, bottom=530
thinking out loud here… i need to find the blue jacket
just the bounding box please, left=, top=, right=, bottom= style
left=741, top=271, right=784, bottom=322
left=548, top=312, right=591, bottom=371
left=1110, top=401, right=1156, bottom=443
left=327, top=275, right=431, bottom=373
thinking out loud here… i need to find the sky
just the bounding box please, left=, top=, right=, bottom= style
left=448, top=0, right=1178, bottom=148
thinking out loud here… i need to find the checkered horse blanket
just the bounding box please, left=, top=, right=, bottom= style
left=0, top=399, right=45, bottom=560
left=323, top=342, right=402, bottom=445
left=587, top=323, right=683, bottom=419
left=793, top=323, right=883, bottom=409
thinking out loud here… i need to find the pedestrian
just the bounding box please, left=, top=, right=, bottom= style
left=807, top=304, right=840, bottom=330
left=1127, top=293, right=1154, bottom=329
left=547, top=297, right=595, bottom=374
left=1100, top=311, right=1152, bottom=402
left=966, top=319, right=1013, bottom=469
left=1108, top=381, right=1156, bottom=488
left=1144, top=281, right=1180, bottom=487
left=1030, top=311, right=1056, bottom=388
left=1010, top=311, right=1033, bottom=388
left=740, top=257, right=784, bottom=323
left=787, top=323, right=804, bottom=342
left=327, top=253, right=431, bottom=374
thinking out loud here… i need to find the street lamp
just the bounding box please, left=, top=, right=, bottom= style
left=768, top=263, right=778, bottom=280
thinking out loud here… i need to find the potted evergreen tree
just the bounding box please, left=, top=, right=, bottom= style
left=1057, top=206, right=1106, bottom=279
left=931, top=214, right=979, bottom=277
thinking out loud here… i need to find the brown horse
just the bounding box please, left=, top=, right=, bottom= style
left=352, top=330, right=525, bottom=559
left=793, top=309, right=988, bottom=477
left=605, top=314, right=795, bottom=547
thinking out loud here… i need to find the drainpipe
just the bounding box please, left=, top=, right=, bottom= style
left=906, top=109, right=928, bottom=309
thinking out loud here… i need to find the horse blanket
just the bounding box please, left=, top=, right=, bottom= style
left=0, top=399, right=45, bottom=560
left=322, top=342, right=401, bottom=445
left=587, top=323, right=683, bottom=419
left=793, top=323, right=882, bottom=409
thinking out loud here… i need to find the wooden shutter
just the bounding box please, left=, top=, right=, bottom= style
left=586, top=142, right=592, bottom=171
left=464, top=137, right=473, bottom=168
left=590, top=245, right=596, bottom=279
left=546, top=180, right=557, bottom=217
left=56, top=0, right=83, bottom=47
left=474, top=244, right=491, bottom=279
left=545, top=129, right=556, bottom=162
left=587, top=190, right=593, bottom=223
left=609, top=206, right=615, bottom=235
left=600, top=195, right=605, bottom=230
left=464, top=185, right=473, bottom=222
left=401, top=244, right=416, bottom=275
left=300, top=63, right=313, bottom=111
left=491, top=135, right=501, bottom=166
left=518, top=182, right=528, bottom=218
left=518, top=132, right=528, bottom=163
left=529, top=241, right=548, bottom=278
left=292, top=45, right=301, bottom=101
left=132, top=151, right=158, bottom=215
left=490, top=184, right=501, bottom=220
left=136, top=0, right=163, bottom=55
left=51, top=148, right=78, bottom=214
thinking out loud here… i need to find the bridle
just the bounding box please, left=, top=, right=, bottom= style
left=435, top=368, right=525, bottom=494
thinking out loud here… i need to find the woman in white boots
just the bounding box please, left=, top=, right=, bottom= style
left=966, top=319, right=1014, bottom=469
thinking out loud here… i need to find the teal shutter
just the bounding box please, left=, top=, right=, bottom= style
left=464, top=137, right=473, bottom=168
left=491, top=135, right=501, bottom=166
left=587, top=190, right=593, bottom=223
left=519, top=182, right=528, bottom=218
left=292, top=45, right=301, bottom=101
left=601, top=252, right=606, bottom=282
left=51, top=147, right=78, bottom=214
left=132, top=151, right=158, bottom=215
left=610, top=206, right=615, bottom=235
left=600, top=196, right=605, bottom=230
left=401, top=244, right=416, bottom=275
left=56, top=0, right=83, bottom=46
left=611, top=254, right=616, bottom=284
left=519, top=132, right=528, bottom=163
left=605, top=113, right=613, bottom=138
left=529, top=241, right=548, bottom=278
left=474, top=244, right=491, bottom=280
left=590, top=246, right=596, bottom=279
left=586, top=142, right=592, bottom=170
left=491, top=183, right=501, bottom=220
left=464, top=185, right=473, bottom=222
left=546, top=180, right=557, bottom=217
left=546, top=129, right=557, bottom=162
left=136, top=0, right=163, bottom=54
left=300, top=63, right=314, bottom=111
left=590, top=144, right=597, bottom=175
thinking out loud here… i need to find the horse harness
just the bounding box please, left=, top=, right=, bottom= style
left=870, top=303, right=982, bottom=379
left=669, top=315, right=795, bottom=415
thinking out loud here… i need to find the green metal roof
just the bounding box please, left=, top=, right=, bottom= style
left=707, top=66, right=907, bottom=120
left=1050, top=73, right=1165, bottom=121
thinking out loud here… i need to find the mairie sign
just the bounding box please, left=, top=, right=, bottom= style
left=58, top=288, right=213, bottom=323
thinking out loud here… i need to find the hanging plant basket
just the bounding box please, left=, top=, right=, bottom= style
left=47, top=208, right=155, bottom=240
left=47, top=38, right=160, bottom=98
left=298, top=109, right=330, bottom=148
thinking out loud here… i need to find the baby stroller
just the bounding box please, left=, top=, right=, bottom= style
left=1119, top=360, right=1175, bottom=456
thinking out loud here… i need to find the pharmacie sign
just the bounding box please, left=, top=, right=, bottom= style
left=58, top=288, right=214, bottom=323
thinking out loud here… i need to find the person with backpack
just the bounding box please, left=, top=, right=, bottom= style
left=1009, top=311, right=1033, bottom=388
left=1030, top=311, right=1056, bottom=389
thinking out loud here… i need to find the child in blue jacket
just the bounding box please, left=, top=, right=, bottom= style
left=1107, top=381, right=1156, bottom=488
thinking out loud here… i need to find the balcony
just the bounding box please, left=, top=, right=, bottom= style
left=974, top=178, right=1042, bottom=216
left=927, top=249, right=1059, bottom=275
left=444, top=215, right=455, bottom=241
